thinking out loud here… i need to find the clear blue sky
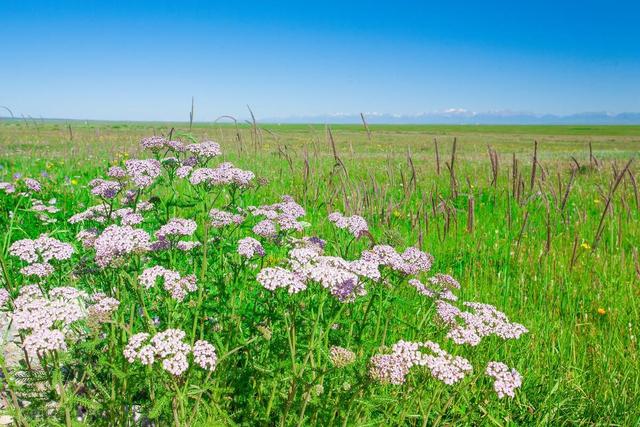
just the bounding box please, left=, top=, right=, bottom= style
left=1, top=0, right=639, bottom=121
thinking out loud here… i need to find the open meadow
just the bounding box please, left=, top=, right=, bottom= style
left=0, top=121, right=639, bottom=425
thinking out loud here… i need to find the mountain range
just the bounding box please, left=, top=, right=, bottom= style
left=263, top=111, right=640, bottom=125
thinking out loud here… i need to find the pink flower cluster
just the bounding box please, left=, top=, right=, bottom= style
left=124, top=329, right=217, bottom=375
left=237, top=237, right=265, bottom=258
left=252, top=220, right=278, bottom=238
left=76, top=228, right=100, bottom=248
left=9, top=235, right=74, bottom=278
left=114, top=208, right=144, bottom=226
left=0, top=182, right=16, bottom=194
left=361, top=245, right=433, bottom=276
left=0, top=288, right=10, bottom=307
left=31, top=199, right=59, bottom=214
left=87, top=292, right=120, bottom=324
left=409, top=273, right=460, bottom=301
left=11, top=285, right=87, bottom=356
left=94, top=225, right=151, bottom=267
left=209, top=208, right=244, bottom=228
left=186, top=141, right=222, bottom=159
left=256, top=267, right=307, bottom=294
left=192, top=340, right=218, bottom=371
left=188, top=162, right=255, bottom=187
left=247, top=196, right=307, bottom=238
left=486, top=361, right=523, bottom=398
left=20, top=262, right=55, bottom=278
left=89, top=178, right=123, bottom=199
left=329, top=346, right=356, bottom=368
left=155, top=218, right=197, bottom=240
left=9, top=235, right=74, bottom=264
left=443, top=302, right=528, bottom=346
left=369, top=340, right=472, bottom=385
left=107, top=166, right=127, bottom=178
left=125, top=159, right=162, bottom=189
left=151, top=218, right=198, bottom=251
left=69, top=205, right=109, bottom=224
left=139, top=266, right=197, bottom=301
left=328, top=212, right=369, bottom=237
left=140, top=135, right=168, bottom=151
left=255, top=244, right=380, bottom=302
left=24, top=178, right=42, bottom=192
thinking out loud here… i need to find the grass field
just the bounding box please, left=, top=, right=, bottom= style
left=1, top=120, right=639, bottom=425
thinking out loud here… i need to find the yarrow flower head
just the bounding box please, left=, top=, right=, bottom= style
left=9, top=235, right=73, bottom=264
left=76, top=228, right=100, bottom=248
left=20, top=262, right=55, bottom=278
left=209, top=208, right=244, bottom=228
left=11, top=285, right=87, bottom=356
left=140, top=135, right=167, bottom=151
left=152, top=218, right=198, bottom=251
left=409, top=274, right=460, bottom=301
left=361, top=245, right=433, bottom=276
left=124, top=329, right=217, bottom=376
left=188, top=163, right=255, bottom=187
left=193, top=340, right=218, bottom=371
left=328, top=211, right=369, bottom=237
left=89, top=178, right=122, bottom=199
left=94, top=225, right=150, bottom=268
left=23, top=178, right=42, bottom=192
left=87, top=293, right=120, bottom=324
left=23, top=328, right=67, bottom=356
left=68, top=204, right=109, bottom=224
left=176, top=165, right=193, bottom=179
left=125, top=159, right=161, bottom=189
left=0, top=289, right=10, bottom=308
left=237, top=237, right=265, bottom=258
left=114, top=208, right=144, bottom=226
left=186, top=140, right=222, bottom=159
left=486, top=361, right=523, bottom=398
left=107, top=166, right=127, bottom=179
left=256, top=267, right=306, bottom=294
left=0, top=182, right=16, bottom=194
left=248, top=196, right=307, bottom=235
left=155, top=218, right=197, bottom=240
left=445, top=302, right=528, bottom=346
left=138, top=266, right=197, bottom=301
left=252, top=220, right=277, bottom=238
left=285, top=249, right=377, bottom=303
left=329, top=346, right=356, bottom=368
left=369, top=340, right=472, bottom=386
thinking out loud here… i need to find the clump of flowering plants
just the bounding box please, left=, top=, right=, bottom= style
left=0, top=134, right=528, bottom=426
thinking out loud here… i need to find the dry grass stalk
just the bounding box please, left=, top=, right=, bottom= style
left=360, top=113, right=372, bottom=142
left=592, top=159, right=633, bottom=250
left=434, top=138, right=441, bottom=175
left=530, top=140, right=538, bottom=191
left=467, top=196, right=475, bottom=234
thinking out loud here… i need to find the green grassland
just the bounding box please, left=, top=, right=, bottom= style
left=1, top=121, right=639, bottom=425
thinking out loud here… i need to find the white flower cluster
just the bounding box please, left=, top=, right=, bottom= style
left=11, top=286, right=86, bottom=356
left=139, top=266, right=197, bottom=301
left=328, top=211, right=369, bottom=237
left=9, top=235, right=74, bottom=278
left=124, top=329, right=217, bottom=376
left=486, top=361, right=523, bottom=398
left=369, top=340, right=473, bottom=385
left=248, top=195, right=307, bottom=238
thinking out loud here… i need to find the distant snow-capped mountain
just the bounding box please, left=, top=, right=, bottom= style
left=263, top=111, right=640, bottom=125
